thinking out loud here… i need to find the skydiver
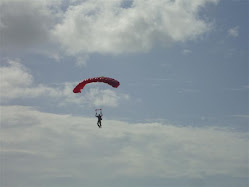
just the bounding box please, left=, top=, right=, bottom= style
left=95, top=111, right=103, bottom=128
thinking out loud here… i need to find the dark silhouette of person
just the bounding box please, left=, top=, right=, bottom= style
left=95, top=112, right=103, bottom=128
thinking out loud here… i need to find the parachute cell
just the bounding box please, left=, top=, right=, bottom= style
left=73, top=77, right=120, bottom=93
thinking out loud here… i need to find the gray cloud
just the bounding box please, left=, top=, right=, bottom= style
left=0, top=0, right=54, bottom=50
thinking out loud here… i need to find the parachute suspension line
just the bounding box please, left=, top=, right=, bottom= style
left=95, top=108, right=102, bottom=115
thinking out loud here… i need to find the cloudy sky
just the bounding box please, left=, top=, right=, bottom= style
left=0, top=0, right=248, bottom=187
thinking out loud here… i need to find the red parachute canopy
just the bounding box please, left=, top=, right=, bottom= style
left=73, top=77, right=120, bottom=93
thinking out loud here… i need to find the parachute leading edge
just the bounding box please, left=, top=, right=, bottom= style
left=73, top=76, right=120, bottom=93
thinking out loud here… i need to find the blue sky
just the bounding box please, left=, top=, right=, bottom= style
left=1, top=0, right=248, bottom=187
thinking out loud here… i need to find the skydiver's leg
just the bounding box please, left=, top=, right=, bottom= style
left=97, top=121, right=101, bottom=128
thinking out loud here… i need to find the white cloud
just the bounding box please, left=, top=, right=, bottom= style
left=60, top=84, right=129, bottom=108
left=0, top=0, right=219, bottom=57
left=52, top=0, right=219, bottom=55
left=0, top=59, right=128, bottom=108
left=182, top=49, right=192, bottom=55
left=84, top=88, right=130, bottom=107
left=0, top=59, right=60, bottom=100
left=232, top=115, right=249, bottom=119
left=0, top=105, right=248, bottom=187
left=228, top=26, right=239, bottom=37
left=75, top=55, right=89, bottom=67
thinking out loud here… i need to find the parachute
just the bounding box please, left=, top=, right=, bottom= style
left=73, top=76, right=120, bottom=93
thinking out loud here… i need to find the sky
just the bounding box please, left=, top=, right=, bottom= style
left=0, top=0, right=248, bottom=187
